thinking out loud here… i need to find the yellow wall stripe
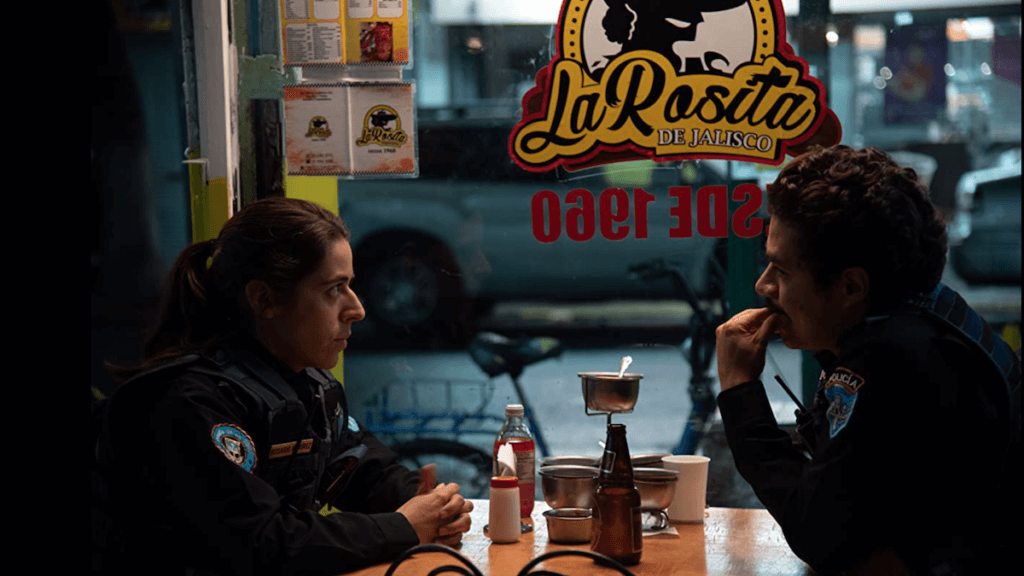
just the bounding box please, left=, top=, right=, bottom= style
left=284, top=174, right=339, bottom=214
left=191, top=174, right=231, bottom=243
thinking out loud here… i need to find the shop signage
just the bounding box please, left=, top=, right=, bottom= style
left=510, top=0, right=841, bottom=172
left=531, top=183, right=765, bottom=243
left=279, top=0, right=410, bottom=66
left=284, top=83, right=416, bottom=175
left=278, top=2, right=417, bottom=177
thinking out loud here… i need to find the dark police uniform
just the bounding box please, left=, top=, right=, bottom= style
left=94, top=334, right=421, bottom=576
left=718, top=285, right=1021, bottom=575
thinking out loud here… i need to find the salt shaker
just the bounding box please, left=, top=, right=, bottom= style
left=487, top=476, right=521, bottom=543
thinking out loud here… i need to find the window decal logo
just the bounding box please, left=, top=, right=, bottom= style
left=355, top=104, right=409, bottom=148
left=510, top=0, right=841, bottom=172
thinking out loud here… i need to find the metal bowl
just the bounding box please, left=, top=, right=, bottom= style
left=543, top=508, right=593, bottom=543
left=541, top=455, right=601, bottom=468
left=632, top=453, right=671, bottom=468
left=634, top=467, right=679, bottom=510
left=579, top=372, right=642, bottom=414
left=539, top=465, right=599, bottom=509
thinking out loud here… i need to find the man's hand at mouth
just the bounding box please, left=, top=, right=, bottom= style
left=716, top=308, right=783, bottom=392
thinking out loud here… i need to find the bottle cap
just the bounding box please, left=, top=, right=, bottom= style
left=491, top=476, right=518, bottom=488
left=505, top=404, right=524, bottom=417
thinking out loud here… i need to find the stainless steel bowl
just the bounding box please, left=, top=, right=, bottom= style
left=543, top=508, right=593, bottom=543
left=579, top=372, right=642, bottom=414
left=539, top=465, right=599, bottom=509
left=632, top=453, right=671, bottom=468
left=541, top=455, right=601, bottom=468
left=634, top=467, right=679, bottom=510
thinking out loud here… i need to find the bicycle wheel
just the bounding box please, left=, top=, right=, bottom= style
left=391, top=439, right=492, bottom=499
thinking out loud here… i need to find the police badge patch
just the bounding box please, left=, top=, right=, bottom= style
left=823, top=368, right=866, bottom=438
left=211, top=423, right=257, bottom=473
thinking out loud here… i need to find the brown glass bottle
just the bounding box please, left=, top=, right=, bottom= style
left=590, top=423, right=642, bottom=566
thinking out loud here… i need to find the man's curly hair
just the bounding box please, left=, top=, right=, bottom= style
left=767, top=145, right=948, bottom=313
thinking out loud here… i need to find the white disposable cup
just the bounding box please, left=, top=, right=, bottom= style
left=662, top=455, right=710, bottom=523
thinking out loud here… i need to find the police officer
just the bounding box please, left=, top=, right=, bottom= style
left=715, top=146, right=1020, bottom=575
left=93, top=198, right=473, bottom=575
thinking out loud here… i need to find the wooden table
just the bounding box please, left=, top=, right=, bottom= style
left=347, top=500, right=817, bottom=576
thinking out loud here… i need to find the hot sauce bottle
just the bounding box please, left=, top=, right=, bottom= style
left=591, top=423, right=642, bottom=566
left=493, top=404, right=535, bottom=518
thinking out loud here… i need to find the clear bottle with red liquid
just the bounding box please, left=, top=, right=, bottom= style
left=492, top=404, right=535, bottom=518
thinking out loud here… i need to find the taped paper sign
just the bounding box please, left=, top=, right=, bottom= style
left=509, top=0, right=841, bottom=172
left=284, top=83, right=416, bottom=176
left=280, top=0, right=410, bottom=66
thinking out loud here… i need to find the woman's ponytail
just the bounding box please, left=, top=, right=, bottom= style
left=146, top=239, right=219, bottom=357
left=107, top=239, right=222, bottom=379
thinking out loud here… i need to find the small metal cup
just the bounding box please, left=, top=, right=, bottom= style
left=543, top=508, right=593, bottom=543
left=579, top=372, right=642, bottom=415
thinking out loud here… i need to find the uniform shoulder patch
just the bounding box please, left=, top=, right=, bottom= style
left=347, top=415, right=360, bottom=433
left=823, top=368, right=867, bottom=438
left=211, top=423, right=257, bottom=473
left=824, top=368, right=866, bottom=393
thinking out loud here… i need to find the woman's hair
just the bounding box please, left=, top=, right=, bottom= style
left=767, top=145, right=948, bottom=313
left=110, top=197, right=350, bottom=378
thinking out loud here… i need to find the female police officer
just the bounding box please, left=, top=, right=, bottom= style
left=93, top=197, right=472, bottom=575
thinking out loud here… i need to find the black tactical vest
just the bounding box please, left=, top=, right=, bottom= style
left=193, top=343, right=346, bottom=511
left=96, top=343, right=347, bottom=515
left=93, top=344, right=356, bottom=575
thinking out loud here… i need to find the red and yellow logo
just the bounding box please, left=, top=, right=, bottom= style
left=510, top=0, right=840, bottom=172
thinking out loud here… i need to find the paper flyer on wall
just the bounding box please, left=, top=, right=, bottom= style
left=280, top=0, right=410, bottom=66
left=284, top=83, right=417, bottom=176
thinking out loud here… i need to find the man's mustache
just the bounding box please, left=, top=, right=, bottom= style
left=762, top=300, right=785, bottom=341
left=762, top=298, right=784, bottom=316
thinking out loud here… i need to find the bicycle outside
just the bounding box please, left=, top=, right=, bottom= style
left=363, top=331, right=564, bottom=498
left=363, top=256, right=729, bottom=499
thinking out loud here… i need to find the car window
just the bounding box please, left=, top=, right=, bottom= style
left=974, top=175, right=1022, bottom=212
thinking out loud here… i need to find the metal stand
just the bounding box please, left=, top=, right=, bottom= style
left=640, top=507, right=670, bottom=531
left=628, top=258, right=726, bottom=456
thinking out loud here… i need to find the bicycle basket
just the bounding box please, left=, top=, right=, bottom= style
left=363, top=378, right=503, bottom=437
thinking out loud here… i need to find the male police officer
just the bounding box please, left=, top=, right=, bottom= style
left=715, top=145, right=1020, bottom=575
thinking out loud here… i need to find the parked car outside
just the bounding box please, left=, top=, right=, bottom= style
left=948, top=148, right=1021, bottom=285
left=337, top=119, right=739, bottom=345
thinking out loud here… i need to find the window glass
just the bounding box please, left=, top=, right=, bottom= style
left=338, top=1, right=1020, bottom=491
left=341, top=1, right=1019, bottom=350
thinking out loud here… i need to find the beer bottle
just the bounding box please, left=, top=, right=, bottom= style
left=591, top=423, right=642, bottom=566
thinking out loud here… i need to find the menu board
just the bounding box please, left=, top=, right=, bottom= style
left=284, top=83, right=416, bottom=176
left=280, top=0, right=409, bottom=66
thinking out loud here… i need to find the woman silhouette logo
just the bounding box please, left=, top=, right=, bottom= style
left=584, top=0, right=755, bottom=79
